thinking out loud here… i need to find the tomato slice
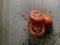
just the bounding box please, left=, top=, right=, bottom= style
left=29, top=23, right=45, bottom=37
left=44, top=15, right=53, bottom=26
left=29, top=10, right=45, bottom=25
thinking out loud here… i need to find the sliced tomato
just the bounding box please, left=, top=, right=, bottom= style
left=44, top=15, right=53, bottom=26
left=29, top=23, right=45, bottom=37
left=29, top=10, right=53, bottom=37
left=29, top=10, right=45, bottom=25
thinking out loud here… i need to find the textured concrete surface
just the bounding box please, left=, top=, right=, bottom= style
left=0, top=0, right=2, bottom=45
left=2, top=0, right=60, bottom=45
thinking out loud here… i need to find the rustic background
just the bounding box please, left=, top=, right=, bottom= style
left=1, top=0, right=60, bottom=45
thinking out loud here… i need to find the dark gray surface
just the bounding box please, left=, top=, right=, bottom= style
left=2, top=0, right=60, bottom=45
left=0, top=0, right=2, bottom=45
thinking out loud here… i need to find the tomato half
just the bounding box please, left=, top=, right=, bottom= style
left=29, top=10, right=45, bottom=25
left=29, top=23, right=45, bottom=37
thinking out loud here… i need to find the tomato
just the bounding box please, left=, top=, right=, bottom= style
left=29, top=10, right=45, bottom=25
left=29, top=23, right=45, bottom=37
left=44, top=15, right=53, bottom=26
left=29, top=10, right=53, bottom=37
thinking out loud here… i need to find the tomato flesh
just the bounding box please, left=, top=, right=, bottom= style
left=29, top=10, right=45, bottom=25
left=29, top=23, right=45, bottom=37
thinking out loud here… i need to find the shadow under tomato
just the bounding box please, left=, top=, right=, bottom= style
left=28, top=25, right=54, bottom=45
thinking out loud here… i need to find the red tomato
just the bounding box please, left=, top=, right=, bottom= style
left=44, top=15, right=53, bottom=26
left=29, top=10, right=45, bottom=25
left=29, top=10, right=53, bottom=37
left=29, top=23, right=45, bottom=37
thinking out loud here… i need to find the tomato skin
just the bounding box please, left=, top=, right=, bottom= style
left=29, top=10, right=45, bottom=26
left=29, top=23, right=45, bottom=37
left=44, top=15, right=53, bottom=26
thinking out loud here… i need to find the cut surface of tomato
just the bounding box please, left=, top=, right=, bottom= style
left=29, top=10, right=45, bottom=25
left=29, top=23, right=45, bottom=37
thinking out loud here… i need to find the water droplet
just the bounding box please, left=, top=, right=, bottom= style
left=24, top=29, right=25, bottom=31
left=58, top=32, right=60, bottom=37
left=49, top=11, right=51, bottom=13
left=14, top=16, right=16, bottom=18
left=26, top=12, right=28, bottom=14
left=24, top=18, right=28, bottom=21
left=21, top=15, right=25, bottom=17
left=11, top=33, right=13, bottom=36
left=19, top=13, right=21, bottom=15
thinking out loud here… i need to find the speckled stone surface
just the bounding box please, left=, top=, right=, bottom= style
left=2, top=0, right=60, bottom=45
